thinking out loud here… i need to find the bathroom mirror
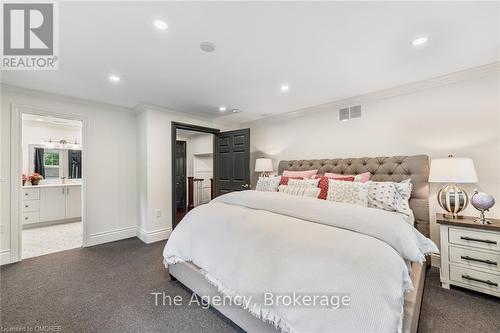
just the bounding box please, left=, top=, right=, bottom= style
left=28, top=144, right=82, bottom=180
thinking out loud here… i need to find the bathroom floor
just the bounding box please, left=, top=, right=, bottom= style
left=22, top=221, right=83, bottom=259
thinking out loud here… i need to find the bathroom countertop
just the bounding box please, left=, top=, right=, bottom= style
left=23, top=183, right=82, bottom=188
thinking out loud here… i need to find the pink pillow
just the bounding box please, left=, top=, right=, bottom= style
left=282, top=169, right=318, bottom=179
left=324, top=172, right=371, bottom=183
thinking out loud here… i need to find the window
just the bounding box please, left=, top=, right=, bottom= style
left=44, top=150, right=60, bottom=178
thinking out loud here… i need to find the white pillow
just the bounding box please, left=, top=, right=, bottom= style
left=368, top=179, right=413, bottom=216
left=326, top=180, right=369, bottom=207
left=278, top=185, right=321, bottom=198
left=287, top=178, right=320, bottom=188
left=255, top=176, right=281, bottom=192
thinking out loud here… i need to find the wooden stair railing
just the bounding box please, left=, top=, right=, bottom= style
left=188, top=177, right=204, bottom=211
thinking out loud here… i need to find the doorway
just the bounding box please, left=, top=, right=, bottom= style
left=171, top=122, right=251, bottom=229
left=20, top=113, right=84, bottom=259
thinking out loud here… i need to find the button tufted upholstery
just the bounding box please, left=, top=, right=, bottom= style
left=278, top=155, right=430, bottom=237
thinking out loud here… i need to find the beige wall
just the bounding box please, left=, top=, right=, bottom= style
left=245, top=70, right=500, bottom=245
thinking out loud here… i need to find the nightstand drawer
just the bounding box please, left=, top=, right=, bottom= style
left=22, top=200, right=40, bottom=213
left=449, top=246, right=500, bottom=272
left=449, top=227, right=500, bottom=252
left=450, top=265, right=500, bottom=293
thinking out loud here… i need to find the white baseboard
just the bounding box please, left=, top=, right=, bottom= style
left=430, top=253, right=441, bottom=268
left=0, top=250, right=12, bottom=265
left=137, top=226, right=171, bottom=244
left=86, top=226, right=137, bottom=247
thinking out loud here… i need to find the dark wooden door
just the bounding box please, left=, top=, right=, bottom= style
left=175, top=141, right=187, bottom=209
left=215, top=128, right=250, bottom=196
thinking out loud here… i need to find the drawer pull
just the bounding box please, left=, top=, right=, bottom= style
left=461, top=256, right=497, bottom=266
left=460, top=236, right=497, bottom=245
left=24, top=217, right=28, bottom=220
left=461, top=274, right=498, bottom=287
left=25, top=205, right=28, bottom=208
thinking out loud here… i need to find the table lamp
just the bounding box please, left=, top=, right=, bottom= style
left=255, top=158, right=273, bottom=177
left=429, top=155, right=478, bottom=219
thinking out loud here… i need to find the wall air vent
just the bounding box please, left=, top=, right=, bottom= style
left=338, top=105, right=362, bottom=121
left=338, top=108, right=350, bottom=121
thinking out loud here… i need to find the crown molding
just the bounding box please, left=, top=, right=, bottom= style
left=1, top=83, right=134, bottom=114
left=243, top=62, right=500, bottom=125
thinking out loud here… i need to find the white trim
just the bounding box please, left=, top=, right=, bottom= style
left=136, top=226, right=171, bottom=244
left=86, top=226, right=137, bottom=247
left=0, top=250, right=12, bottom=265
left=10, top=103, right=89, bottom=263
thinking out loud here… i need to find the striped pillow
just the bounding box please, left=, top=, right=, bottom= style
left=278, top=185, right=321, bottom=198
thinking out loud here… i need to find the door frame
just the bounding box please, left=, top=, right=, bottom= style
left=10, top=103, right=88, bottom=263
left=171, top=122, right=220, bottom=229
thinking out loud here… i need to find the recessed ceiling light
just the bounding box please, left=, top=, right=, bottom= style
left=36, top=118, right=43, bottom=122
left=200, top=41, right=216, bottom=53
left=109, top=75, right=121, bottom=83
left=219, top=106, right=226, bottom=112
left=280, top=84, right=290, bottom=92
left=153, top=20, right=168, bottom=31
left=411, top=36, right=428, bottom=47
left=231, top=109, right=242, bottom=114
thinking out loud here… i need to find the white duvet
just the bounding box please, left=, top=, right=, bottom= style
left=164, top=191, right=438, bottom=333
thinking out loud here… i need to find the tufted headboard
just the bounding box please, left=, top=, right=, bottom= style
left=278, top=155, right=430, bottom=237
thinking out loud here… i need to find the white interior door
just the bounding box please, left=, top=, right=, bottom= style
left=65, top=187, right=81, bottom=219
left=39, top=187, right=66, bottom=222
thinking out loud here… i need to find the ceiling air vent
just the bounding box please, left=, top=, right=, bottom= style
left=338, top=105, right=362, bottom=121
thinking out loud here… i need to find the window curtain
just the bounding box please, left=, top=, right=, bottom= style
left=68, top=150, right=82, bottom=179
left=34, top=148, right=45, bottom=177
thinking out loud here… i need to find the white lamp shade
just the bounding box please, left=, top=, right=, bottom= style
left=429, top=157, right=478, bottom=183
left=255, top=158, right=273, bottom=172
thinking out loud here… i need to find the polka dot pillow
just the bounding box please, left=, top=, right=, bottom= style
left=368, top=179, right=413, bottom=216
left=327, top=179, right=370, bottom=207
left=255, top=176, right=281, bottom=192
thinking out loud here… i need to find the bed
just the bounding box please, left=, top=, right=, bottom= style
left=164, top=155, right=436, bottom=333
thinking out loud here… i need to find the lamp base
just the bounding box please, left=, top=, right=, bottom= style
left=442, top=213, right=464, bottom=220
left=437, top=184, right=469, bottom=219
left=260, top=172, right=269, bottom=177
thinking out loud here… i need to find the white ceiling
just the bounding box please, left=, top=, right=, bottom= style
left=2, top=2, right=499, bottom=121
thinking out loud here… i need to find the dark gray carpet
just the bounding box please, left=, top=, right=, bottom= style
left=1, top=238, right=499, bottom=333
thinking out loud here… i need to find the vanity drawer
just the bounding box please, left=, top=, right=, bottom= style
left=450, top=265, right=500, bottom=293
left=449, top=227, right=500, bottom=252
left=22, top=188, right=40, bottom=201
left=22, top=212, right=39, bottom=225
left=449, top=246, right=500, bottom=272
left=22, top=200, right=40, bottom=213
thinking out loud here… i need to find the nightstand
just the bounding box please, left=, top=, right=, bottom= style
left=437, top=214, right=500, bottom=297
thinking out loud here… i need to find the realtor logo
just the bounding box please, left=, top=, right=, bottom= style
left=1, top=1, right=59, bottom=70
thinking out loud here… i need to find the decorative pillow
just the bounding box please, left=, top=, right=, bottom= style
left=279, top=176, right=303, bottom=186
left=255, top=176, right=281, bottom=192
left=368, top=179, right=413, bottom=216
left=282, top=169, right=318, bottom=179
left=317, top=176, right=355, bottom=200
left=287, top=178, right=320, bottom=188
left=278, top=185, right=321, bottom=198
left=327, top=180, right=369, bottom=206
left=324, top=172, right=371, bottom=183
